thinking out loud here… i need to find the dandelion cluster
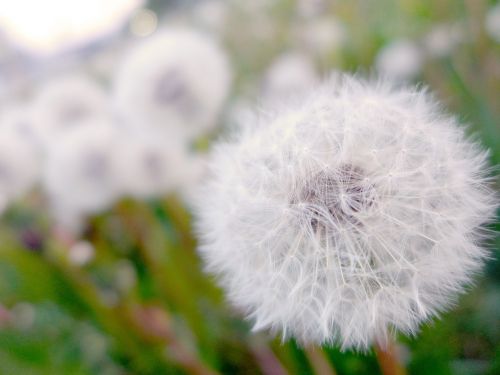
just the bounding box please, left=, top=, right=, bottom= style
left=195, top=75, right=497, bottom=350
left=0, top=27, right=231, bottom=232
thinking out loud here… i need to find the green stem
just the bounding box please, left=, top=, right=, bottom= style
left=442, top=59, right=500, bottom=164
left=304, top=346, right=337, bottom=375
left=46, top=243, right=168, bottom=373
left=48, top=235, right=217, bottom=374
left=375, top=341, right=406, bottom=375
left=249, top=336, right=289, bottom=375
left=115, top=202, right=218, bottom=365
left=151, top=197, right=222, bottom=301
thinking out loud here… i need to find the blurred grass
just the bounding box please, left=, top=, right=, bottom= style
left=0, top=0, right=499, bottom=374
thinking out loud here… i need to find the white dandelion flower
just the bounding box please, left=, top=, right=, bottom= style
left=33, top=74, right=109, bottom=144
left=117, top=128, right=189, bottom=199
left=262, top=51, right=319, bottom=104
left=375, top=39, right=423, bottom=81
left=194, top=76, right=497, bottom=350
left=0, top=128, right=40, bottom=213
left=112, top=28, right=232, bottom=140
left=43, top=121, right=123, bottom=232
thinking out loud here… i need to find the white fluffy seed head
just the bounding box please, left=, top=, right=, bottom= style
left=43, top=121, right=123, bottom=232
left=112, top=28, right=232, bottom=140
left=33, top=74, right=109, bottom=144
left=194, top=75, right=497, bottom=351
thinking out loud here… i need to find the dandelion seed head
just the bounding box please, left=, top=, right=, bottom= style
left=33, top=74, right=109, bottom=143
left=194, top=75, right=497, bottom=350
left=43, top=121, right=122, bottom=231
left=112, top=28, right=232, bottom=140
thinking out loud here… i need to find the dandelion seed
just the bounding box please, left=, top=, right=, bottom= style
left=194, top=75, right=497, bottom=350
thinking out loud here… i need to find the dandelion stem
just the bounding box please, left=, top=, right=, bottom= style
left=152, top=196, right=222, bottom=300
left=115, top=201, right=218, bottom=364
left=248, top=336, right=289, bottom=375
left=124, top=304, right=219, bottom=375
left=374, top=341, right=406, bottom=375
left=304, top=345, right=337, bottom=375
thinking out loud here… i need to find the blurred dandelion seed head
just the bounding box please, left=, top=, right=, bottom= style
left=43, top=122, right=123, bottom=231
left=33, top=74, right=109, bottom=144
left=112, top=28, right=232, bottom=140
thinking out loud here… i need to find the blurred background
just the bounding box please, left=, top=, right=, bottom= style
left=0, top=0, right=498, bottom=374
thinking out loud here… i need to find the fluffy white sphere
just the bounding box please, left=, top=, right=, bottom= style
left=33, top=74, right=109, bottom=144
left=43, top=121, right=123, bottom=231
left=112, top=28, right=232, bottom=140
left=195, top=76, right=497, bottom=350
